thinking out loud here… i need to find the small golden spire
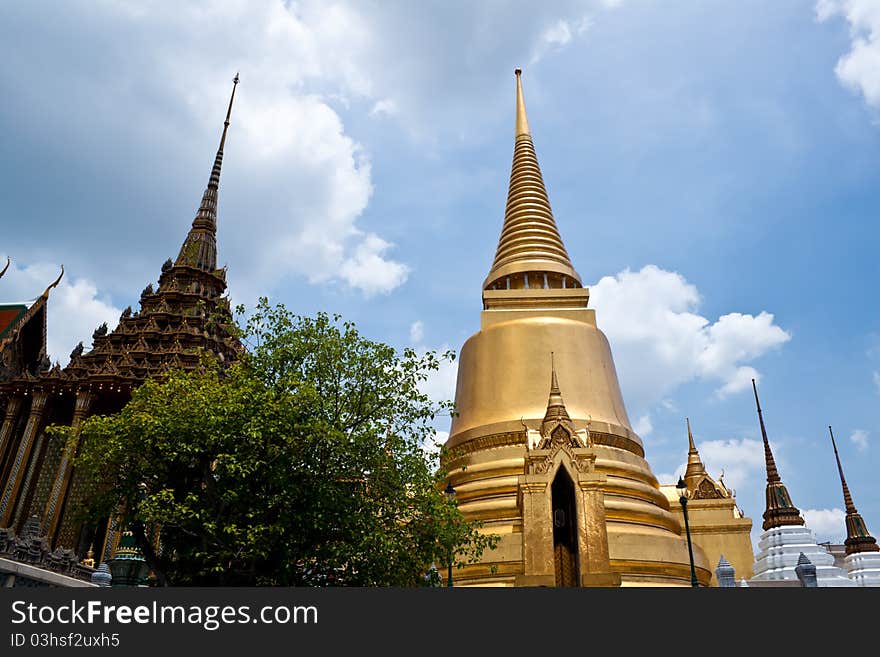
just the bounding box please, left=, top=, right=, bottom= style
left=483, top=69, right=581, bottom=292
left=0, top=256, right=9, bottom=281
left=683, top=417, right=707, bottom=490
left=829, top=425, right=879, bottom=555
left=752, top=379, right=805, bottom=530
left=542, top=352, right=571, bottom=428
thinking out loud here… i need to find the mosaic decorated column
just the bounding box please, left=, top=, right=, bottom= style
left=101, top=515, right=121, bottom=564
left=0, top=389, right=49, bottom=526
left=0, top=396, right=24, bottom=479
left=43, top=389, right=93, bottom=544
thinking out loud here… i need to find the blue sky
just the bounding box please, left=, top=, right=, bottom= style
left=1, top=0, right=878, bottom=554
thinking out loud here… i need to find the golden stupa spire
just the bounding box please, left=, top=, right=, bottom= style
left=829, top=426, right=879, bottom=555
left=483, top=69, right=581, bottom=292
left=542, top=352, right=571, bottom=428
left=752, top=379, right=805, bottom=530
left=683, top=417, right=708, bottom=490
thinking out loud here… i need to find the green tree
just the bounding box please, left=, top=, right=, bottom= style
left=59, top=299, right=495, bottom=585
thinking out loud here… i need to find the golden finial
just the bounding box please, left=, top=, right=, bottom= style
left=219, top=72, right=239, bottom=152
left=683, top=417, right=707, bottom=489
left=514, top=68, right=530, bottom=137
left=543, top=352, right=571, bottom=427
left=40, top=265, right=64, bottom=298
left=549, top=351, right=560, bottom=394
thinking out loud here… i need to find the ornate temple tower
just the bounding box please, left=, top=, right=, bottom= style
left=661, top=418, right=753, bottom=586
left=748, top=380, right=853, bottom=586
left=0, top=75, right=241, bottom=581
left=442, top=70, right=711, bottom=586
left=828, top=426, right=880, bottom=586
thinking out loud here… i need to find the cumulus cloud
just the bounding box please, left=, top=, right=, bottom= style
left=418, top=348, right=458, bottom=409
left=588, top=265, right=791, bottom=415
left=0, top=257, right=121, bottom=367
left=369, top=98, right=399, bottom=118
left=850, top=428, right=870, bottom=451
left=408, top=321, right=458, bottom=411
left=337, top=234, right=410, bottom=297
left=3, top=1, right=410, bottom=301
left=817, top=0, right=880, bottom=110
left=695, top=438, right=766, bottom=492
left=633, top=414, right=653, bottom=437
left=409, top=320, right=424, bottom=344
left=803, top=508, right=847, bottom=543
left=531, top=16, right=593, bottom=64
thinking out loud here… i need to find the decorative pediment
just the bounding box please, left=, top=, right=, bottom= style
left=536, top=421, right=581, bottom=451
left=691, top=475, right=727, bottom=500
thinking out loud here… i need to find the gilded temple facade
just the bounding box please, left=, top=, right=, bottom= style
left=0, top=77, right=241, bottom=581
left=660, top=419, right=753, bottom=586
left=441, top=70, right=713, bottom=586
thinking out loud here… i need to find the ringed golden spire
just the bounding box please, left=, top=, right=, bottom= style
left=683, top=417, right=708, bottom=490
left=483, top=69, right=581, bottom=291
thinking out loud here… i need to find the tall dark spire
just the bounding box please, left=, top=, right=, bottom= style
left=829, top=426, right=878, bottom=555
left=752, top=379, right=804, bottom=531
left=175, top=73, right=239, bottom=272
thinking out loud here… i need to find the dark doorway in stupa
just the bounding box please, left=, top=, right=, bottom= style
left=551, top=466, right=579, bottom=587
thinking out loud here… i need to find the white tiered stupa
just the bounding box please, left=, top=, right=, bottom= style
left=747, top=381, right=854, bottom=587
left=828, top=426, right=880, bottom=586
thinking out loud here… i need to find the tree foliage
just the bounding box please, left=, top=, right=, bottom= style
left=60, top=299, right=496, bottom=585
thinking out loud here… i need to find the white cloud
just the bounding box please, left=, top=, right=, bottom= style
left=803, top=508, right=847, bottom=543
left=655, top=472, right=679, bottom=486
left=408, top=321, right=458, bottom=410
left=531, top=16, right=593, bottom=64
left=695, top=438, right=766, bottom=493
left=873, top=370, right=880, bottom=395
left=369, top=98, right=398, bottom=117
left=418, top=347, right=458, bottom=409
left=588, top=265, right=791, bottom=414
left=423, top=429, right=448, bottom=468
left=337, top=234, right=410, bottom=297
left=409, top=320, right=424, bottom=344
left=850, top=428, right=870, bottom=451
left=14, top=1, right=410, bottom=301
left=817, top=0, right=880, bottom=110
left=633, top=414, right=653, bottom=436
left=0, top=258, right=121, bottom=367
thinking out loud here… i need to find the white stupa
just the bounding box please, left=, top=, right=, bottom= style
left=828, top=426, right=880, bottom=586
left=747, top=381, right=854, bottom=587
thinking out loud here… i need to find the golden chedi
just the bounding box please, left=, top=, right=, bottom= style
left=441, top=70, right=711, bottom=586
